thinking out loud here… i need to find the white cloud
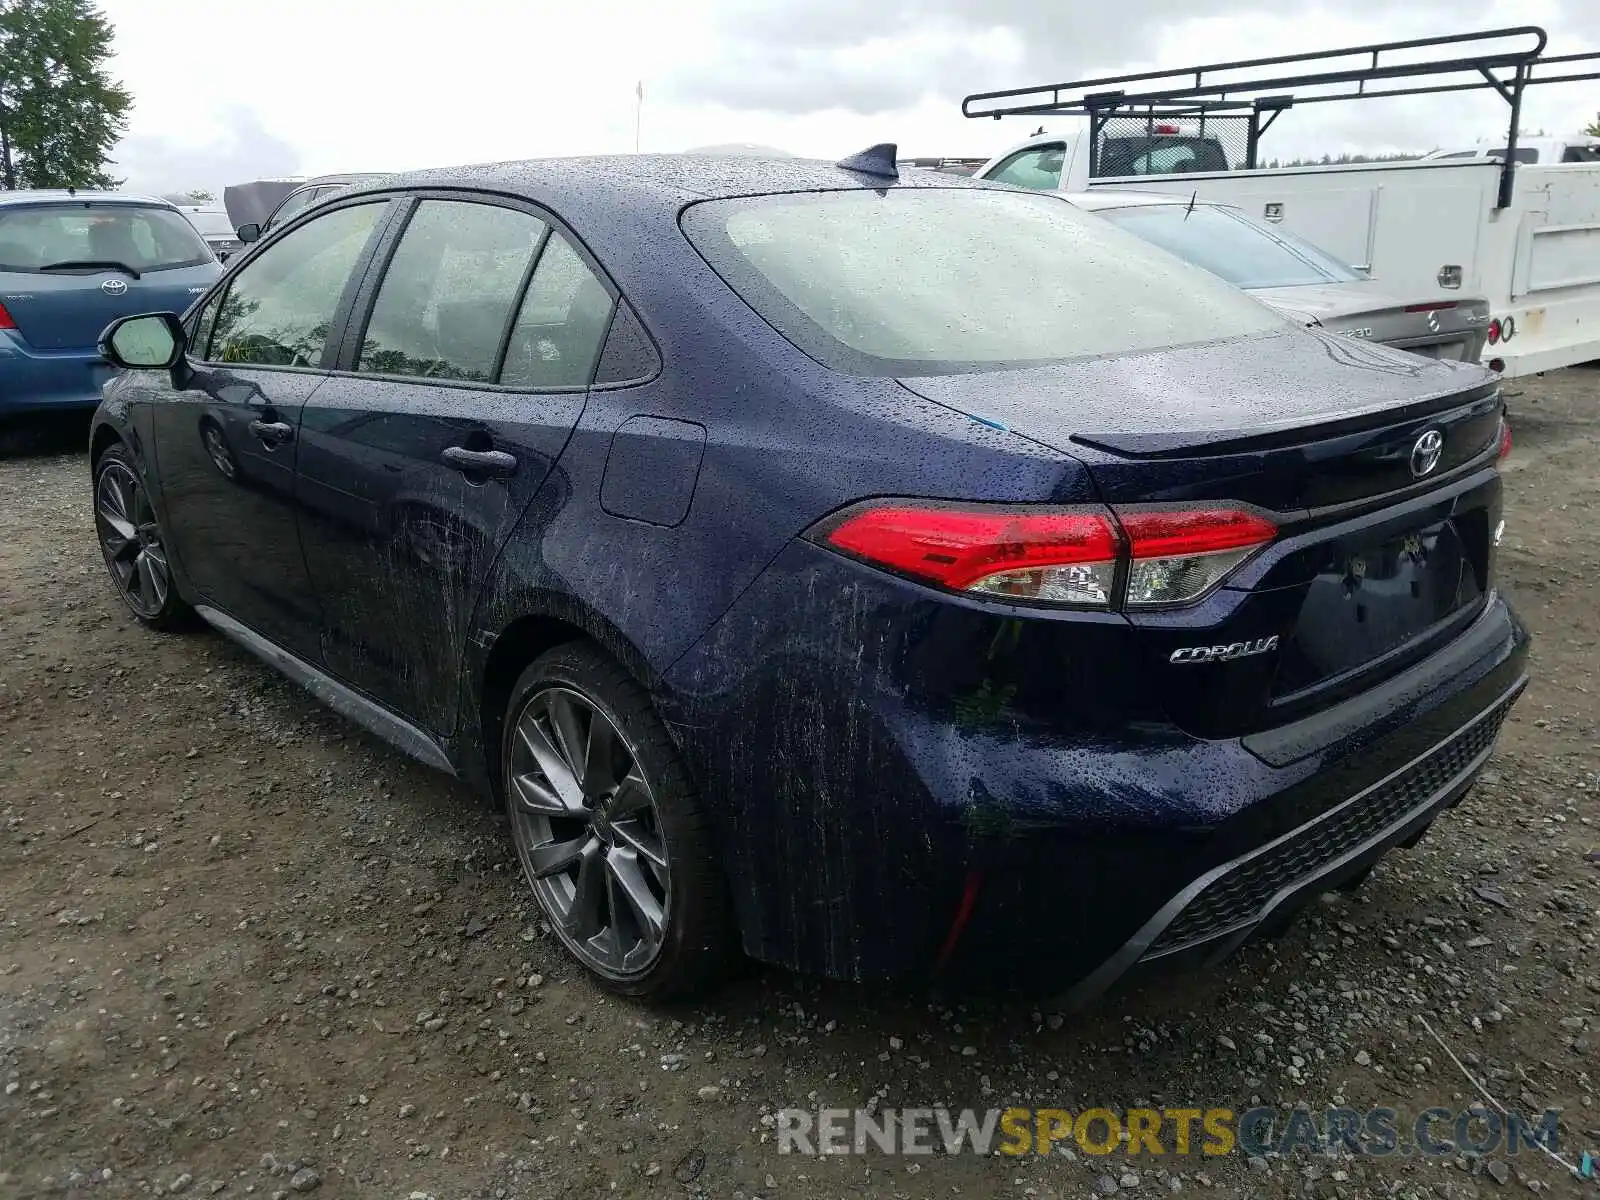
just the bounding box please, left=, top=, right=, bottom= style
left=99, top=0, right=1600, bottom=192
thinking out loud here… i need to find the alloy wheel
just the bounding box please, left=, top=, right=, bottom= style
left=95, top=460, right=172, bottom=620
left=507, top=686, right=671, bottom=980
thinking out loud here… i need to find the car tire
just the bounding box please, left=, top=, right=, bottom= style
left=93, top=442, right=195, bottom=630
left=501, top=642, right=735, bottom=999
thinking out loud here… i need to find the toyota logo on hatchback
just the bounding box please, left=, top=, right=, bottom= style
left=1410, top=429, right=1445, bottom=478
left=100, top=278, right=128, bottom=296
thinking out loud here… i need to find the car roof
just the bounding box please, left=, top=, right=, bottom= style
left=345, top=153, right=991, bottom=211
left=0, top=190, right=179, bottom=209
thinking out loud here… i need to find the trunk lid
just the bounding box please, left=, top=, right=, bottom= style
left=898, top=327, right=1506, bottom=739
left=1251, top=282, right=1490, bottom=362
left=0, top=265, right=220, bottom=350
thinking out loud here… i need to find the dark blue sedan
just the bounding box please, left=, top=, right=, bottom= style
left=0, top=191, right=220, bottom=419
left=88, top=153, right=1528, bottom=1001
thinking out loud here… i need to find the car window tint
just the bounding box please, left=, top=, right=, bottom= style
left=190, top=291, right=222, bottom=359
left=984, top=146, right=1065, bottom=190
left=267, top=188, right=317, bottom=229
left=683, top=188, right=1282, bottom=376
left=500, top=233, right=614, bottom=389
left=1562, top=146, right=1600, bottom=163
left=208, top=202, right=384, bottom=368
left=593, top=301, right=658, bottom=385
left=357, top=200, right=547, bottom=383
left=0, top=203, right=212, bottom=273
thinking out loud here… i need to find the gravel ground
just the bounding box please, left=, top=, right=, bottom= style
left=1, top=375, right=1597, bottom=1200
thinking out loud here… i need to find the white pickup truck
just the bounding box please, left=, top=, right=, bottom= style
left=974, top=126, right=1600, bottom=378
left=964, top=28, right=1600, bottom=377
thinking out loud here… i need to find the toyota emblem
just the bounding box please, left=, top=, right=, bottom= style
left=1426, top=310, right=1440, bottom=333
left=100, top=278, right=128, bottom=296
left=1410, top=429, right=1444, bottom=478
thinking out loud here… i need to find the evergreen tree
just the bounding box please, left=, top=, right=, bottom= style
left=0, top=0, right=132, bottom=189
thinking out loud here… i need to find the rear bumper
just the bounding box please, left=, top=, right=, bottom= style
left=0, top=333, right=116, bottom=414
left=1061, top=672, right=1523, bottom=1008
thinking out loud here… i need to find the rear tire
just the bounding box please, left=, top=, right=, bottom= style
left=501, top=642, right=735, bottom=999
left=93, top=442, right=194, bottom=631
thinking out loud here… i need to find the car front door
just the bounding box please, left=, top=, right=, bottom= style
left=295, top=194, right=614, bottom=735
left=151, top=200, right=391, bottom=659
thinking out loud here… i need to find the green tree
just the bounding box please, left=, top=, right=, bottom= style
left=0, top=0, right=132, bottom=190
left=1585, top=113, right=1600, bottom=138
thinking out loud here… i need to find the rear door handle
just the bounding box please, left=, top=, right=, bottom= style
left=248, top=419, right=294, bottom=446
left=441, top=446, right=518, bottom=478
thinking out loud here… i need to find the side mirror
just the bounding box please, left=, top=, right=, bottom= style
left=99, top=312, right=186, bottom=370
left=237, top=222, right=261, bottom=243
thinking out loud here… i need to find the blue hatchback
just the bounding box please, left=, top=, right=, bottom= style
left=0, top=192, right=220, bottom=418
left=87, top=155, right=1527, bottom=1001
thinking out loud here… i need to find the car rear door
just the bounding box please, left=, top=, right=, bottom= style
left=295, top=193, right=611, bottom=735
left=149, top=199, right=393, bottom=660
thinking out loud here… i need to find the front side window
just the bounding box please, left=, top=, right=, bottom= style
left=266, top=187, right=320, bottom=230
left=358, top=200, right=548, bottom=383
left=499, top=233, right=615, bottom=389
left=0, top=203, right=213, bottom=273
left=208, top=202, right=385, bottom=367
left=682, top=187, right=1282, bottom=376
left=983, top=145, right=1065, bottom=191
left=1095, top=203, right=1359, bottom=288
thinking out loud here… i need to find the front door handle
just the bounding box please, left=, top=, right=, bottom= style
left=441, top=446, right=518, bottom=478
left=248, top=419, right=294, bottom=446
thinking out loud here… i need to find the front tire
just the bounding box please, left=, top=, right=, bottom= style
left=501, top=642, right=734, bottom=999
left=93, top=442, right=193, bottom=630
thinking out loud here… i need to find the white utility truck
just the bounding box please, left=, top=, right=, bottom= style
left=965, top=26, right=1600, bottom=377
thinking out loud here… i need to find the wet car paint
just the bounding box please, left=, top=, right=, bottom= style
left=91, top=155, right=1528, bottom=995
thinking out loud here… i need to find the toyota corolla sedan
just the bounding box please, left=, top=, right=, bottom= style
left=0, top=191, right=220, bottom=420
left=1067, top=191, right=1491, bottom=364
left=89, top=153, right=1527, bottom=1002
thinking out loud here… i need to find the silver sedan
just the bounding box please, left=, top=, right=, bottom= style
left=1066, top=191, right=1490, bottom=364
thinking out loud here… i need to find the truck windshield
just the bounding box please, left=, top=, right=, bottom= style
left=681, top=187, right=1282, bottom=376
left=0, top=203, right=214, bottom=273
left=1095, top=203, right=1361, bottom=289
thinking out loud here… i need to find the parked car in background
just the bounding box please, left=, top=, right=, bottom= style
left=0, top=191, right=220, bottom=420
left=1420, top=135, right=1600, bottom=164
left=239, top=173, right=391, bottom=241
left=174, top=204, right=246, bottom=260
left=1067, top=192, right=1491, bottom=362
left=89, top=156, right=1525, bottom=1003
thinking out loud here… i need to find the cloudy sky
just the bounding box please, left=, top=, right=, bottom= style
left=103, top=0, right=1600, bottom=195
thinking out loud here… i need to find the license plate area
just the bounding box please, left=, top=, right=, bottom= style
left=1271, top=518, right=1483, bottom=697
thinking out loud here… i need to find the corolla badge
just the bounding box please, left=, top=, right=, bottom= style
left=1170, top=635, right=1280, bottom=664
left=1410, top=429, right=1445, bottom=478
left=100, top=278, right=128, bottom=295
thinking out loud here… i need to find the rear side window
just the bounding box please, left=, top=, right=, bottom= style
left=207, top=202, right=385, bottom=367
left=1562, top=146, right=1600, bottom=163
left=682, top=187, right=1282, bottom=376
left=358, top=200, right=548, bottom=383
left=499, top=233, right=615, bottom=389
left=266, top=187, right=320, bottom=230
left=984, top=145, right=1065, bottom=191
left=0, top=203, right=213, bottom=273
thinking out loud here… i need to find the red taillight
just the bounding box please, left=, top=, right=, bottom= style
left=1487, top=318, right=1502, bottom=345
left=1498, top=419, right=1512, bottom=460
left=1116, top=507, right=1278, bottom=607
left=1152, top=123, right=1181, bottom=135
left=1404, top=301, right=1459, bottom=313
left=0, top=300, right=15, bottom=331
left=812, top=501, right=1276, bottom=609
left=817, top=503, right=1123, bottom=606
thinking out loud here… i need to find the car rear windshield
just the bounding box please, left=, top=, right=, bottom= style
left=680, top=187, right=1283, bottom=376
left=184, top=209, right=237, bottom=239
left=1096, top=203, right=1361, bottom=289
left=0, top=202, right=215, bottom=274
